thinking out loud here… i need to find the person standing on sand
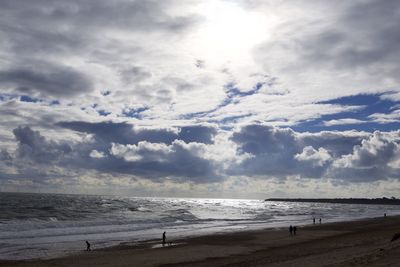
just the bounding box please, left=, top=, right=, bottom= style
left=162, top=231, right=166, bottom=246
left=86, top=240, right=91, bottom=251
left=313, top=217, right=315, bottom=224
left=293, top=226, right=297, bottom=235
left=289, top=225, right=293, bottom=236
left=319, top=218, right=322, bottom=224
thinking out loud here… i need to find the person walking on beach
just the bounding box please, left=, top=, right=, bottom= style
left=319, top=218, right=322, bottom=224
left=293, top=226, right=297, bottom=235
left=162, top=231, right=166, bottom=246
left=313, top=217, right=315, bottom=224
left=85, top=240, right=91, bottom=251
left=289, top=225, right=293, bottom=236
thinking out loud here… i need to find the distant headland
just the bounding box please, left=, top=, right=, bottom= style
left=265, top=198, right=400, bottom=205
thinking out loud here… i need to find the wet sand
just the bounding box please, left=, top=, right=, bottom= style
left=2, top=216, right=400, bottom=267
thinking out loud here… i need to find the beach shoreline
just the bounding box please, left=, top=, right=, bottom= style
left=2, top=215, right=400, bottom=267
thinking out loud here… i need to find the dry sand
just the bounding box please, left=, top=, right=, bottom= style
left=2, top=216, right=400, bottom=267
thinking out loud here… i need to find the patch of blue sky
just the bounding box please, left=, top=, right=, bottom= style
left=121, top=107, right=149, bottom=119
left=20, top=95, right=40, bottom=103
left=97, top=110, right=111, bottom=116
left=181, top=82, right=263, bottom=120
left=293, top=93, right=400, bottom=132
left=0, top=94, right=61, bottom=105
left=225, top=82, right=263, bottom=98
left=0, top=94, right=42, bottom=103
left=20, top=95, right=61, bottom=105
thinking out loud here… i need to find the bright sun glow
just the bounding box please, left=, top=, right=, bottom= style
left=191, top=1, right=272, bottom=66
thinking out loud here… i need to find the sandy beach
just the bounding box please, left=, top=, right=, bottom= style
left=1, top=215, right=400, bottom=267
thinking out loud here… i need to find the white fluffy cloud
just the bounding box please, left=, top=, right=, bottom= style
left=89, top=150, right=105, bottom=159
left=330, top=131, right=400, bottom=181
left=295, top=146, right=332, bottom=167
left=1, top=123, right=400, bottom=196
left=111, top=141, right=173, bottom=162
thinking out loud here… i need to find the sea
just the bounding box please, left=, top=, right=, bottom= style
left=1, top=192, right=400, bottom=260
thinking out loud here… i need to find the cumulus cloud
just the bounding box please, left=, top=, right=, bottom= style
left=229, top=124, right=400, bottom=182
left=109, top=140, right=221, bottom=182
left=230, top=125, right=315, bottom=177
left=232, top=125, right=297, bottom=156
left=295, top=146, right=332, bottom=167
left=299, top=131, right=367, bottom=157
left=111, top=141, right=173, bottom=162
left=0, top=124, right=222, bottom=184
left=336, top=132, right=399, bottom=168
left=330, top=131, right=400, bottom=181
left=1, top=123, right=400, bottom=195
left=13, top=126, right=72, bottom=163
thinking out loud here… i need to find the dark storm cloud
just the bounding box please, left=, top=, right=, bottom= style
left=2, top=125, right=220, bottom=183
left=48, top=121, right=218, bottom=182
left=57, top=121, right=171, bottom=145
left=232, top=125, right=297, bottom=155
left=230, top=124, right=400, bottom=181
left=231, top=125, right=304, bottom=177
left=347, top=132, right=398, bottom=168
left=13, top=126, right=72, bottom=163
left=178, top=126, right=217, bottom=144
left=328, top=131, right=400, bottom=182
left=300, top=131, right=366, bottom=157
left=106, top=141, right=221, bottom=183
left=0, top=149, right=12, bottom=161
left=1, top=123, right=399, bottom=186
left=0, top=61, right=93, bottom=97
left=57, top=121, right=217, bottom=145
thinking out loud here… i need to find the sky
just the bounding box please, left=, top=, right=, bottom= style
left=0, top=0, right=400, bottom=198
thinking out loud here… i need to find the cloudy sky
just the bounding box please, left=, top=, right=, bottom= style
left=0, top=0, right=400, bottom=198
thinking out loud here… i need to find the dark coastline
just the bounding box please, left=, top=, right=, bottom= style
left=266, top=198, right=400, bottom=205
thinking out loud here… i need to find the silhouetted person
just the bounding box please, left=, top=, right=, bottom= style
left=162, top=231, right=166, bottom=246
left=313, top=217, right=315, bottom=224
left=289, top=225, right=293, bottom=236
left=384, top=213, right=387, bottom=217
left=319, top=218, right=322, bottom=224
left=293, top=226, right=297, bottom=235
left=86, top=240, right=91, bottom=251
